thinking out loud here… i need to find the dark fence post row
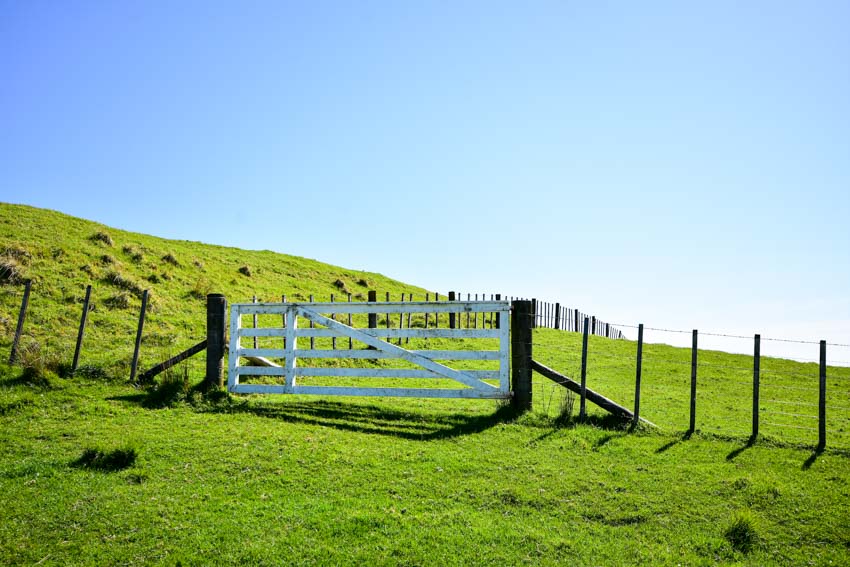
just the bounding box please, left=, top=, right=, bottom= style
left=7, top=280, right=160, bottom=381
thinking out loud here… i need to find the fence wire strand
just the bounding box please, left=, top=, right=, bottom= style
left=764, top=410, right=818, bottom=419
left=760, top=382, right=819, bottom=393
left=763, top=422, right=817, bottom=431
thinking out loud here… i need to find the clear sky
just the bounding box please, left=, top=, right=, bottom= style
left=1, top=1, right=848, bottom=361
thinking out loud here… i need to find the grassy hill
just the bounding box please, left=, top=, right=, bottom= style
left=0, top=202, right=431, bottom=376
left=1, top=202, right=849, bottom=565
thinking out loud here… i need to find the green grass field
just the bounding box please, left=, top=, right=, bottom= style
left=2, top=203, right=849, bottom=565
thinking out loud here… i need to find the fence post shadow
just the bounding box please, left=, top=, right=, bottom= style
left=726, top=435, right=757, bottom=461
left=802, top=445, right=825, bottom=470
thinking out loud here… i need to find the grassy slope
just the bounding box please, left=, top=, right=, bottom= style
left=0, top=352, right=848, bottom=566
left=0, top=202, right=430, bottom=375
left=1, top=202, right=849, bottom=565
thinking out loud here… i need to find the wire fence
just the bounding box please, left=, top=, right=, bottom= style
left=4, top=279, right=847, bottom=450
left=533, top=321, right=850, bottom=449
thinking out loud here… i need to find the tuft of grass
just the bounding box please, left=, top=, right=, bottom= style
left=238, top=265, right=252, bottom=277
left=162, top=253, right=179, bottom=266
left=1, top=244, right=33, bottom=263
left=103, top=269, right=145, bottom=297
left=0, top=255, right=22, bottom=284
left=71, top=446, right=137, bottom=472
left=724, top=510, right=759, bottom=553
left=122, top=245, right=144, bottom=263
left=554, top=390, right=575, bottom=427
left=100, top=254, right=116, bottom=265
left=89, top=230, right=114, bottom=246
left=74, top=364, right=111, bottom=380
left=357, top=278, right=369, bottom=287
left=104, top=291, right=131, bottom=310
left=18, top=365, right=56, bottom=389
left=144, top=369, right=190, bottom=408
left=189, top=277, right=212, bottom=300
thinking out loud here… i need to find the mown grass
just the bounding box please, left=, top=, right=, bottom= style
left=1, top=331, right=849, bottom=565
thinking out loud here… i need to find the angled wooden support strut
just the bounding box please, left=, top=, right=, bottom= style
left=530, top=359, right=655, bottom=427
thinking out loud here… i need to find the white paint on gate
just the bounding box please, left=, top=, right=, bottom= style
left=227, top=301, right=511, bottom=399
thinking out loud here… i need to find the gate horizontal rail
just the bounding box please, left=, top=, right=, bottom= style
left=227, top=301, right=511, bottom=399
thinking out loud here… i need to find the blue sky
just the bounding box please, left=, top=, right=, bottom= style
left=1, top=1, right=848, bottom=360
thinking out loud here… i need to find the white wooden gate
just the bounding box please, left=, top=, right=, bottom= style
left=227, top=300, right=511, bottom=399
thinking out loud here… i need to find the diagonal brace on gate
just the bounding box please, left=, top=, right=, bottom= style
left=296, top=306, right=497, bottom=392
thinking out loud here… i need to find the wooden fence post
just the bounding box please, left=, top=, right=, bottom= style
left=129, top=290, right=149, bottom=382
left=424, top=293, right=430, bottom=328
left=554, top=303, right=560, bottom=330
left=449, top=291, right=456, bottom=329
left=689, top=329, right=698, bottom=434
left=495, top=294, right=502, bottom=329
left=347, top=293, right=353, bottom=349
left=205, top=293, right=227, bottom=390
left=9, top=279, right=32, bottom=364
left=531, top=299, right=537, bottom=329
left=368, top=291, right=377, bottom=329
left=435, top=293, right=440, bottom=328
left=71, top=284, right=92, bottom=372
left=330, top=294, right=336, bottom=350
left=309, top=295, right=316, bottom=349
left=405, top=293, right=412, bottom=344
left=574, top=309, right=579, bottom=334
left=252, top=296, right=258, bottom=349
left=633, top=323, right=644, bottom=428
left=511, top=300, right=533, bottom=412
left=752, top=334, right=760, bottom=441
left=281, top=294, right=287, bottom=349
left=819, top=340, right=827, bottom=449
left=580, top=316, right=590, bottom=420
left=398, top=293, right=404, bottom=345
left=385, top=292, right=391, bottom=336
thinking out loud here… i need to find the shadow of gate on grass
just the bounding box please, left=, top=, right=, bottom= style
left=197, top=399, right=520, bottom=441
